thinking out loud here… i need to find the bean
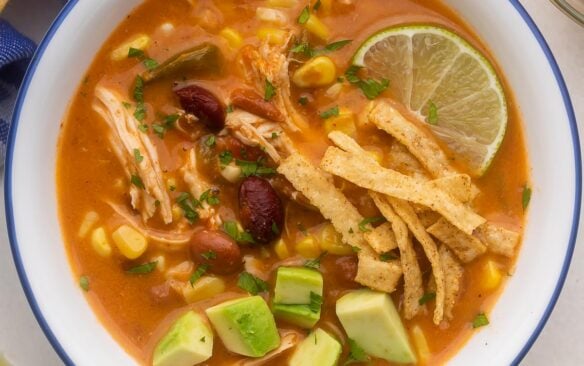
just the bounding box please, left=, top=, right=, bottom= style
left=190, top=230, right=242, bottom=275
left=175, top=85, right=225, bottom=131
left=239, top=176, right=284, bottom=244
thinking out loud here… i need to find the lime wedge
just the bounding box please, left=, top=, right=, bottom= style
left=353, top=25, right=507, bottom=176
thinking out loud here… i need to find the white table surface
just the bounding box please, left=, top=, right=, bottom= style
left=1, top=0, right=583, bottom=365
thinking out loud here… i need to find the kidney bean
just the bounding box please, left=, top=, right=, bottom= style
left=239, top=177, right=284, bottom=244
left=190, top=230, right=242, bottom=275
left=175, top=85, right=225, bottom=131
left=335, top=256, right=359, bottom=287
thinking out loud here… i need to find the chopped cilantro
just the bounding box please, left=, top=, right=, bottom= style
left=143, top=58, right=159, bottom=70
left=380, top=251, right=398, bottom=261
left=137, top=123, right=148, bottom=133
left=79, top=275, right=90, bottom=291
left=319, top=105, right=339, bottom=119
left=237, top=271, right=268, bottom=295
left=128, top=47, right=145, bottom=59
left=298, top=96, right=309, bottom=105
left=131, top=174, right=145, bottom=189
left=271, top=132, right=279, bottom=139
left=219, top=150, right=234, bottom=166
left=351, top=246, right=361, bottom=253
left=201, top=250, right=217, bottom=260
left=297, top=6, right=310, bottom=24
left=176, top=192, right=200, bottom=224
left=291, top=40, right=352, bottom=58
left=419, top=292, right=436, bottom=305
left=344, top=65, right=362, bottom=84
left=190, top=264, right=209, bottom=285
left=226, top=104, right=234, bottom=113
left=134, top=103, right=147, bottom=121
left=236, top=159, right=277, bottom=177
left=346, top=339, right=370, bottom=364
left=304, top=252, right=327, bottom=269
left=344, top=65, right=389, bottom=100
left=133, top=76, right=144, bottom=102
left=358, top=216, right=386, bottom=232
left=133, top=148, right=143, bottom=163
left=472, top=313, right=490, bottom=328
left=264, top=79, right=276, bottom=101
left=200, top=189, right=220, bottom=206
left=205, top=135, right=216, bottom=148
left=309, top=291, right=323, bottom=313
left=313, top=0, right=321, bottom=10
left=323, top=39, right=352, bottom=52
left=427, top=100, right=439, bottom=125
left=126, top=261, right=158, bottom=274
left=271, top=221, right=280, bottom=235
left=122, top=101, right=132, bottom=109
left=152, top=114, right=179, bottom=138
left=522, top=185, right=532, bottom=210
left=223, top=221, right=255, bottom=244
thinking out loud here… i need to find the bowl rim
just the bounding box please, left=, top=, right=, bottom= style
left=4, top=0, right=581, bottom=365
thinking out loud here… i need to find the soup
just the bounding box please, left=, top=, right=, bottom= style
left=56, top=0, right=529, bottom=365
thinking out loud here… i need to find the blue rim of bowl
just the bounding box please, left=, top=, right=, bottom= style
left=4, top=0, right=581, bottom=365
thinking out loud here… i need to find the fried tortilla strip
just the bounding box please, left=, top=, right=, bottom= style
left=427, top=174, right=477, bottom=203
left=369, top=101, right=457, bottom=178
left=387, top=141, right=430, bottom=180
left=355, top=253, right=403, bottom=293
left=382, top=194, right=445, bottom=324
left=321, top=147, right=486, bottom=234
left=364, top=222, right=398, bottom=253
left=277, top=154, right=374, bottom=255
left=370, top=193, right=423, bottom=319
left=439, top=246, right=464, bottom=321
left=417, top=210, right=441, bottom=228
left=427, top=218, right=487, bottom=263
left=475, top=223, right=521, bottom=257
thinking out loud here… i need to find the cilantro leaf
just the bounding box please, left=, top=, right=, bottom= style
left=309, top=291, right=323, bottom=313
left=427, top=100, right=439, bottom=125
left=323, top=39, right=352, bottom=52
left=143, top=58, right=159, bottom=70
left=131, top=174, right=145, bottom=189
left=237, top=272, right=268, bottom=295
left=205, top=135, right=216, bottom=148
left=522, top=185, right=532, bottom=210
left=190, top=264, right=209, bottom=285
left=304, top=252, right=327, bottom=269
left=345, top=339, right=370, bottom=364
left=223, top=221, right=255, bottom=244
left=128, top=47, right=145, bottom=59
left=313, top=0, right=322, bottom=10
left=133, top=148, right=143, bottom=163
left=319, top=105, right=339, bottom=119
left=358, top=216, right=386, bottom=232
left=297, top=6, right=310, bottom=24
left=379, top=251, right=398, bottom=261
left=200, top=189, right=220, bottom=206
left=298, top=96, right=309, bottom=105
left=264, top=79, right=276, bottom=101
left=176, top=192, right=200, bottom=223
left=79, top=276, right=90, bottom=291
left=472, top=313, right=490, bottom=328
left=357, top=78, right=390, bottom=100
left=126, top=261, right=158, bottom=274
left=419, top=292, right=436, bottom=305
left=201, top=251, right=217, bottom=260
left=219, top=150, right=234, bottom=166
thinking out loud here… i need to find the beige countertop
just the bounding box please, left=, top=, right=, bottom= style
left=0, top=0, right=582, bottom=364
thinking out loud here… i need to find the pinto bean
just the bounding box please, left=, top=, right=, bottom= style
left=190, top=230, right=242, bottom=275
left=239, top=177, right=284, bottom=244
left=175, top=85, right=225, bottom=131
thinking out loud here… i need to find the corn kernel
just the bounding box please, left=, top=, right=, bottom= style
left=166, top=261, right=194, bottom=281
left=166, top=177, right=177, bottom=191
left=257, top=27, right=287, bottom=45
left=274, top=238, right=291, bottom=259
left=220, top=27, right=244, bottom=49
left=324, top=108, right=356, bottom=136
left=151, top=255, right=166, bottom=271
left=172, top=204, right=183, bottom=222
left=78, top=211, right=99, bottom=238
left=303, top=14, right=330, bottom=41
left=110, top=34, right=151, bottom=61
left=256, top=7, right=288, bottom=25
left=318, top=224, right=353, bottom=255
left=482, top=260, right=503, bottom=291
left=90, top=227, right=112, bottom=258
left=266, top=0, right=297, bottom=7
left=411, top=324, right=431, bottom=363
left=112, top=225, right=148, bottom=260
left=292, top=56, right=337, bottom=88
left=295, top=235, right=321, bottom=258
left=182, top=276, right=226, bottom=303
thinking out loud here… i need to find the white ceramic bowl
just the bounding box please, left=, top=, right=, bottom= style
left=5, top=0, right=581, bottom=365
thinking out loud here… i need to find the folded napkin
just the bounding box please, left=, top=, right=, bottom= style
left=0, top=19, right=36, bottom=166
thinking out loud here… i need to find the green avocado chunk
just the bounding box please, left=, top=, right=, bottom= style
left=272, top=303, right=321, bottom=329
left=152, top=311, right=213, bottom=366
left=206, top=296, right=280, bottom=357
left=289, top=328, right=342, bottom=366
left=336, top=289, right=416, bottom=364
left=273, top=266, right=323, bottom=304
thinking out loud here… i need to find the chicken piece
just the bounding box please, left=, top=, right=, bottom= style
left=180, top=149, right=222, bottom=229
left=225, top=109, right=297, bottom=164
left=237, top=41, right=308, bottom=132
left=92, top=86, right=172, bottom=224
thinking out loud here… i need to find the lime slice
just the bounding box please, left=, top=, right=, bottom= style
left=353, top=25, right=507, bottom=176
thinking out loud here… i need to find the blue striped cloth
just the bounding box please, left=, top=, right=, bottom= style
left=0, top=19, right=36, bottom=166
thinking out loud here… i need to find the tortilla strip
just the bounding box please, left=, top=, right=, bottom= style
left=321, top=147, right=486, bottom=234
left=417, top=210, right=441, bottom=228
left=369, top=101, right=457, bottom=178
left=427, top=218, right=487, bottom=263
left=355, top=253, right=403, bottom=293
left=370, top=192, right=424, bottom=319
left=385, top=195, right=445, bottom=325
left=475, top=223, right=520, bottom=257
left=364, top=222, right=398, bottom=253
left=439, top=246, right=464, bottom=321
left=427, top=174, right=477, bottom=203
left=277, top=154, right=374, bottom=256
left=387, top=141, right=430, bottom=180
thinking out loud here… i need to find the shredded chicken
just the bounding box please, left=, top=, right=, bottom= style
left=180, top=148, right=222, bottom=229
left=238, top=40, right=308, bottom=132
left=93, top=86, right=172, bottom=224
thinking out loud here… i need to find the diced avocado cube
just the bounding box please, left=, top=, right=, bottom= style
left=152, top=311, right=213, bottom=366
left=272, top=303, right=321, bottom=329
left=206, top=296, right=280, bottom=357
left=289, top=328, right=342, bottom=366
left=336, top=289, right=416, bottom=364
left=273, top=266, right=323, bottom=304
